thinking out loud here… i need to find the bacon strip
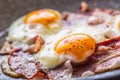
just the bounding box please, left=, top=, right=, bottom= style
left=95, top=55, right=120, bottom=73
left=34, top=35, right=44, bottom=53
left=26, top=35, right=44, bottom=53
left=8, top=49, right=48, bottom=79
left=0, top=41, right=13, bottom=55
left=94, top=36, right=120, bottom=73
left=1, top=59, right=20, bottom=78
left=97, top=36, right=120, bottom=48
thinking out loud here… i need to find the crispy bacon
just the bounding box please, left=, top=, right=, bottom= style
left=8, top=49, right=48, bottom=79
left=88, top=37, right=120, bottom=62
left=97, top=36, right=120, bottom=48
left=34, top=35, right=44, bottom=52
left=80, top=2, right=89, bottom=13
left=1, top=59, right=20, bottom=78
left=95, top=53, right=120, bottom=73
left=26, top=35, right=44, bottom=53
left=94, top=37, right=120, bottom=73
left=0, top=41, right=13, bottom=55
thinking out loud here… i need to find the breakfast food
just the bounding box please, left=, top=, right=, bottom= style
left=1, top=2, right=120, bottom=79
left=54, top=33, right=96, bottom=63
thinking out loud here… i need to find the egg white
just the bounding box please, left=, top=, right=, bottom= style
left=8, top=15, right=64, bottom=68
left=8, top=11, right=120, bottom=69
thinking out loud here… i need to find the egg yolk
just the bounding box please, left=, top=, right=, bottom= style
left=24, top=9, right=60, bottom=25
left=54, top=33, right=96, bottom=63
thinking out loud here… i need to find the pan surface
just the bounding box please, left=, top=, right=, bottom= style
left=0, top=0, right=120, bottom=80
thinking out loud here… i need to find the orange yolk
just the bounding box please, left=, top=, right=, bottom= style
left=54, top=33, right=96, bottom=63
left=24, top=9, right=60, bottom=25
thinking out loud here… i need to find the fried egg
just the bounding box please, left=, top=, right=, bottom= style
left=8, top=9, right=62, bottom=50
left=54, top=33, right=96, bottom=63
left=8, top=9, right=120, bottom=69
left=8, top=9, right=64, bottom=68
